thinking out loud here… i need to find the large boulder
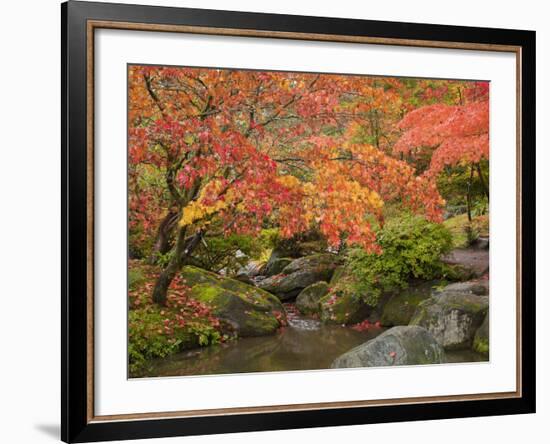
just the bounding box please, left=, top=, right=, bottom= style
left=180, top=265, right=225, bottom=287
left=432, top=279, right=489, bottom=297
left=410, top=292, right=489, bottom=350
left=473, top=314, right=489, bottom=355
left=296, top=282, right=329, bottom=315
left=263, top=233, right=327, bottom=275
left=257, top=254, right=340, bottom=301
left=181, top=266, right=279, bottom=305
left=231, top=273, right=255, bottom=285
left=281, top=254, right=340, bottom=275
left=380, top=283, right=433, bottom=327
left=331, top=326, right=446, bottom=368
left=317, top=263, right=374, bottom=325
left=319, top=292, right=371, bottom=325
left=181, top=266, right=287, bottom=337
left=264, top=257, right=293, bottom=277
left=442, top=249, right=489, bottom=278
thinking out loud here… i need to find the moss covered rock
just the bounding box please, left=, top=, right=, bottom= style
left=280, top=253, right=338, bottom=275
left=189, top=284, right=282, bottom=337
left=296, top=282, right=329, bottom=315
left=473, top=314, right=489, bottom=355
left=264, top=233, right=328, bottom=270
left=319, top=291, right=371, bottom=325
left=180, top=265, right=224, bottom=287
left=264, top=257, right=293, bottom=277
left=258, top=254, right=340, bottom=300
left=181, top=266, right=280, bottom=307
left=298, top=240, right=328, bottom=256
left=432, top=279, right=489, bottom=297
left=410, top=292, right=489, bottom=350
left=181, top=266, right=286, bottom=337
left=380, top=287, right=432, bottom=327
left=331, top=326, right=446, bottom=368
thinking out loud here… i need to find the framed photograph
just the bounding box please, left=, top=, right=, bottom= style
left=62, top=1, right=535, bottom=442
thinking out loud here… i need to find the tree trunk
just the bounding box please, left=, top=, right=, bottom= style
left=148, top=210, right=178, bottom=265
left=152, top=226, right=203, bottom=305
left=466, top=164, right=474, bottom=222
left=476, top=163, right=489, bottom=200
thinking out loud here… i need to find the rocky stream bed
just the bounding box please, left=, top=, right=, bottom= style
left=135, top=246, right=489, bottom=378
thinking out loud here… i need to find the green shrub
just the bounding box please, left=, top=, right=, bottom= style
left=258, top=228, right=280, bottom=251
left=343, top=214, right=453, bottom=306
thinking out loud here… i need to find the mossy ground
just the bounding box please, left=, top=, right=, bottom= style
left=128, top=260, right=225, bottom=376
left=128, top=261, right=287, bottom=375
left=444, top=214, right=489, bottom=248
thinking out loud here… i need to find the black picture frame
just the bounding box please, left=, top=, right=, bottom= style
left=62, top=1, right=536, bottom=442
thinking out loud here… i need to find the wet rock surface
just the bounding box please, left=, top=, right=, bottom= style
left=331, top=326, right=446, bottom=368
left=410, top=291, right=489, bottom=350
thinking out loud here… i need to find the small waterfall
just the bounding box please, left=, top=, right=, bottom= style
left=283, top=302, right=321, bottom=330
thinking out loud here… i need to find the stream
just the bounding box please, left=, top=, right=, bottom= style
left=136, top=301, right=487, bottom=378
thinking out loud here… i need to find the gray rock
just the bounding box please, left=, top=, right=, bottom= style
left=319, top=291, right=372, bottom=325
left=258, top=254, right=340, bottom=301
left=264, top=257, right=293, bottom=277
left=410, top=292, right=489, bottom=350
left=442, top=249, right=489, bottom=278
left=281, top=253, right=339, bottom=275
left=237, top=261, right=265, bottom=277
left=432, top=279, right=489, bottom=297
left=296, top=282, right=329, bottom=315
left=232, top=273, right=255, bottom=285
left=380, top=285, right=433, bottom=327
left=331, top=326, right=446, bottom=368
left=263, top=236, right=327, bottom=275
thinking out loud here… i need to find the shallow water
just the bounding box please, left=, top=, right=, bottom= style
left=135, top=304, right=487, bottom=378
left=137, top=314, right=383, bottom=377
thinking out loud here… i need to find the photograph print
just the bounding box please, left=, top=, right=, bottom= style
left=127, top=65, right=490, bottom=378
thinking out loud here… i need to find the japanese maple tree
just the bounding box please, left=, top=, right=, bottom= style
left=394, top=82, right=489, bottom=188
left=129, top=66, right=447, bottom=305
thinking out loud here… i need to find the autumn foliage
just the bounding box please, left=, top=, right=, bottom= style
left=394, top=81, right=489, bottom=176
left=128, top=65, right=488, bottom=305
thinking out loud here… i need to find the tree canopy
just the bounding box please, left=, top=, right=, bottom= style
left=128, top=66, right=488, bottom=305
